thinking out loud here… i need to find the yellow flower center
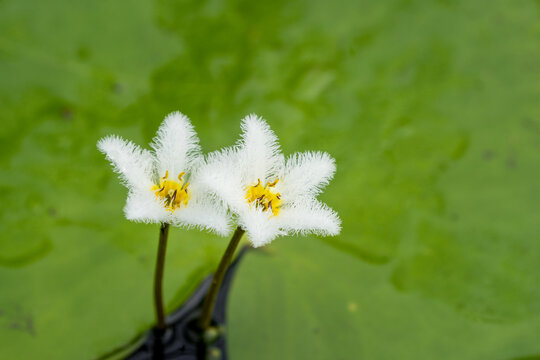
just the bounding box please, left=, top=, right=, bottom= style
left=151, top=171, right=190, bottom=212
left=245, top=178, right=282, bottom=216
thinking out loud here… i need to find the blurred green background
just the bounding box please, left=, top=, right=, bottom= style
left=1, top=0, right=539, bottom=359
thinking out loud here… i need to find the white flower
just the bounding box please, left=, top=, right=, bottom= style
left=97, top=111, right=231, bottom=235
left=200, top=114, right=341, bottom=247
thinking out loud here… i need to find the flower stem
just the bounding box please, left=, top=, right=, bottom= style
left=154, top=222, right=170, bottom=330
left=198, top=226, right=245, bottom=331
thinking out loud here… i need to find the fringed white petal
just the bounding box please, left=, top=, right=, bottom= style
left=170, top=199, right=231, bottom=236
left=237, top=114, right=282, bottom=183
left=124, top=190, right=169, bottom=224
left=151, top=112, right=202, bottom=177
left=97, top=135, right=155, bottom=192
left=281, top=151, right=336, bottom=201
left=168, top=177, right=232, bottom=235
left=238, top=207, right=285, bottom=247
left=277, top=199, right=341, bottom=236
left=200, top=148, right=247, bottom=212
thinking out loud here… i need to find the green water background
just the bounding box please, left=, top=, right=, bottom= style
left=1, top=0, right=539, bottom=358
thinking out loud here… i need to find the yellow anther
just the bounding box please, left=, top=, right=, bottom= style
left=151, top=171, right=190, bottom=212
left=245, top=178, right=282, bottom=216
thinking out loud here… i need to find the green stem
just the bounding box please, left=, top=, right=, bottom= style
left=154, top=222, right=170, bottom=330
left=198, top=226, right=245, bottom=330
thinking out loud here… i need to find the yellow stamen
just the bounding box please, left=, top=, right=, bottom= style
left=245, top=178, right=282, bottom=216
left=151, top=171, right=190, bottom=212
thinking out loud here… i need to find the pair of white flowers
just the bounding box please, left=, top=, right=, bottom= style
left=98, top=112, right=340, bottom=247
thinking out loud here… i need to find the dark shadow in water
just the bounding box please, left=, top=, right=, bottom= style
left=97, top=247, right=249, bottom=360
